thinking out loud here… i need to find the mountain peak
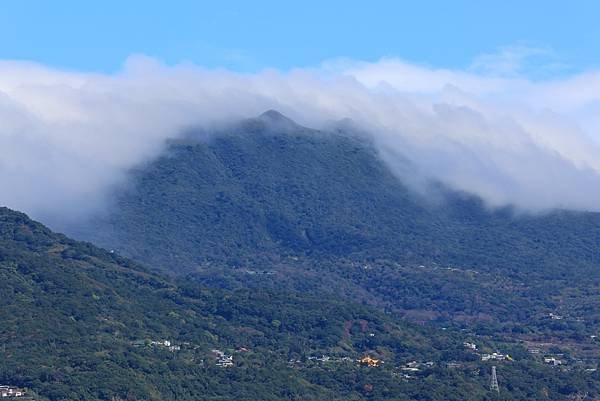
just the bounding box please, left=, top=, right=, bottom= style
left=258, top=109, right=291, bottom=121
left=255, top=109, right=303, bottom=132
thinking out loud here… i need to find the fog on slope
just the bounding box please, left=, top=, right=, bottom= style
left=3, top=55, right=600, bottom=226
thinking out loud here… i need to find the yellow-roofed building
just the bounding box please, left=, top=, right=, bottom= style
left=358, top=356, right=381, bottom=367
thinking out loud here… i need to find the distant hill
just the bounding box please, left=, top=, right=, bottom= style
left=68, top=112, right=600, bottom=335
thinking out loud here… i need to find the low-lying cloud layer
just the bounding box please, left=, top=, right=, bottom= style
left=3, top=54, right=600, bottom=225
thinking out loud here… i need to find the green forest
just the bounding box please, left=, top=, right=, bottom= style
left=2, top=207, right=600, bottom=400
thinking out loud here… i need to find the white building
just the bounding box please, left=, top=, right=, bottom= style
left=216, top=355, right=234, bottom=368
left=544, top=357, right=563, bottom=366
left=0, top=386, right=25, bottom=398
left=481, top=353, right=508, bottom=362
left=463, top=342, right=477, bottom=351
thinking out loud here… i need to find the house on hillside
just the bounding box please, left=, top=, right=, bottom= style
left=463, top=342, right=477, bottom=351
left=0, top=385, right=25, bottom=397
left=481, top=352, right=510, bottom=362
left=358, top=356, right=381, bottom=367
left=216, top=355, right=234, bottom=368
left=544, top=357, right=563, bottom=366
left=308, top=355, right=332, bottom=363
left=212, top=349, right=233, bottom=367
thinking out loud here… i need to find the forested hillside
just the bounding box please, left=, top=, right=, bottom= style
left=4, top=207, right=600, bottom=400
left=10, top=207, right=599, bottom=400
left=69, top=112, right=600, bottom=342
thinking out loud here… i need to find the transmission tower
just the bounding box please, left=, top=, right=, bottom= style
left=568, top=392, right=588, bottom=401
left=490, top=365, right=499, bottom=393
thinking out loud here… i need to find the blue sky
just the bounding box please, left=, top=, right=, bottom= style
left=1, top=0, right=599, bottom=74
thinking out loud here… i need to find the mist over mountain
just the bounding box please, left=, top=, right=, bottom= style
left=70, top=111, right=600, bottom=277
left=5, top=56, right=600, bottom=226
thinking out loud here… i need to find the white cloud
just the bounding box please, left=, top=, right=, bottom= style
left=2, top=54, right=600, bottom=225
left=468, top=44, right=567, bottom=78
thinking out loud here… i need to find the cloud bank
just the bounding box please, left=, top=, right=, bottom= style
left=3, top=54, right=600, bottom=225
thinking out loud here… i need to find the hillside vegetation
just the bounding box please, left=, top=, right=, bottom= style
left=4, top=207, right=600, bottom=399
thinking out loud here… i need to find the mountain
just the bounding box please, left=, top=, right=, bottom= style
left=71, top=111, right=600, bottom=277
left=68, top=112, right=600, bottom=341
left=80, top=112, right=434, bottom=270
